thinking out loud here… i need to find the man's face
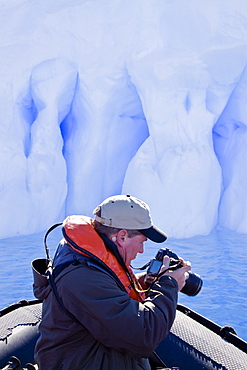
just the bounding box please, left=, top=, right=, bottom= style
left=116, top=232, right=147, bottom=266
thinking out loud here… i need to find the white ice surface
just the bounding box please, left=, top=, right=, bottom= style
left=0, top=0, right=247, bottom=238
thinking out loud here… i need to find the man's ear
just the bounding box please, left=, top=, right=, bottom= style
left=116, top=229, right=128, bottom=247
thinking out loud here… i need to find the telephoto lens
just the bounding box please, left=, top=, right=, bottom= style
left=180, top=270, right=202, bottom=296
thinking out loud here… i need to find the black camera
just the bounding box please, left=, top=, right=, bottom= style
left=145, top=247, right=202, bottom=296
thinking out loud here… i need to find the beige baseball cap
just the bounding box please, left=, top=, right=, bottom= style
left=94, top=194, right=167, bottom=243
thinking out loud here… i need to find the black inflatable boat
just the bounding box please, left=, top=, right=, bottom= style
left=0, top=299, right=246, bottom=370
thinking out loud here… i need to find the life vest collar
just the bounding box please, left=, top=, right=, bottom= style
left=62, top=215, right=146, bottom=302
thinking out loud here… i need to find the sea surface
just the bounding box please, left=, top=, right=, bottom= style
left=0, top=226, right=246, bottom=342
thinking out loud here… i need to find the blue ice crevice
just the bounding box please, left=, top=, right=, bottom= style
left=213, top=65, right=247, bottom=232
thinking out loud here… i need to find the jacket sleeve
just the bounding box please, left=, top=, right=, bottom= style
left=57, top=263, right=178, bottom=358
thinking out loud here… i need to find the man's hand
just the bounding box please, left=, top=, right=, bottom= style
left=160, top=256, right=191, bottom=291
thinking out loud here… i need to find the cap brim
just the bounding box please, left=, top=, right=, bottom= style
left=139, top=226, right=167, bottom=243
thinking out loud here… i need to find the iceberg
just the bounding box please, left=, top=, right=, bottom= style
left=0, top=0, right=247, bottom=238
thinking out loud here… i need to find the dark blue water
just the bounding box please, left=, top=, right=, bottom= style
left=0, top=226, right=246, bottom=341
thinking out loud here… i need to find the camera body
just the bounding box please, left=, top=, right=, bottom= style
left=145, top=247, right=202, bottom=296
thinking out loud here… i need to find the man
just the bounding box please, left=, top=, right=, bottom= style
left=33, top=194, right=191, bottom=369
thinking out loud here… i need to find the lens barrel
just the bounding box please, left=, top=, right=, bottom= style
left=181, top=271, right=203, bottom=296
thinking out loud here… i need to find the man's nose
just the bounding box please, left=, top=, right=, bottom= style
left=139, top=244, right=144, bottom=253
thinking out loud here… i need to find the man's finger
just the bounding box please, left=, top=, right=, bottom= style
left=162, top=255, right=170, bottom=269
left=182, top=264, right=191, bottom=272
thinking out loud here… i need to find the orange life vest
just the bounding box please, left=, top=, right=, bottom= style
left=62, top=215, right=146, bottom=302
